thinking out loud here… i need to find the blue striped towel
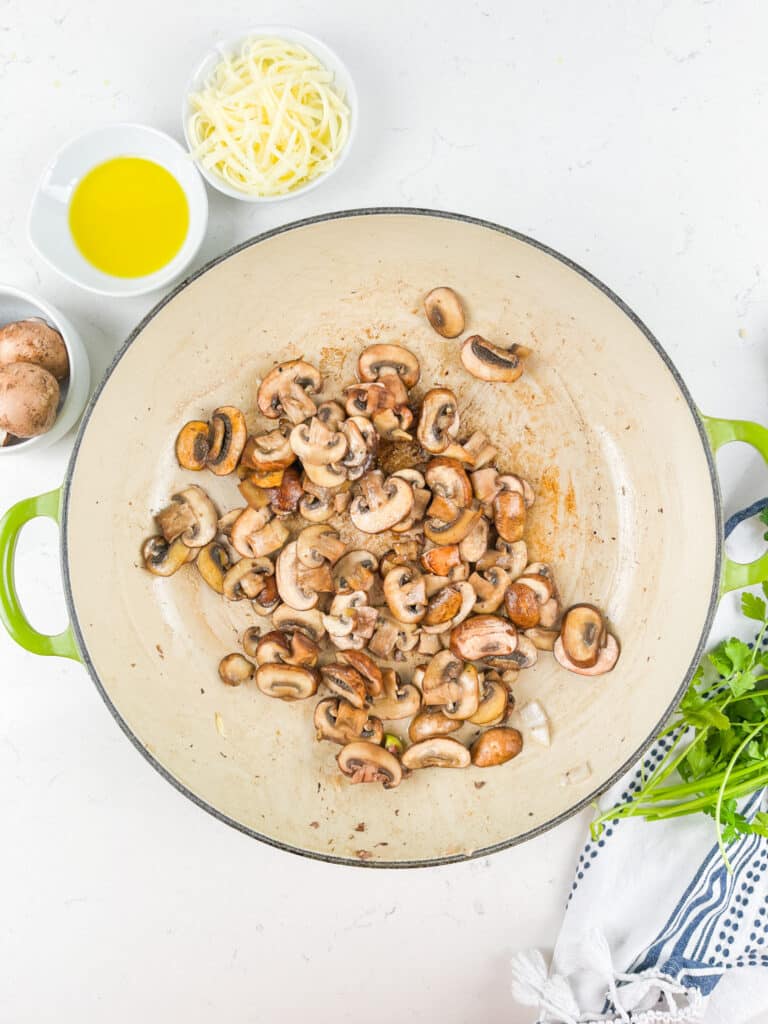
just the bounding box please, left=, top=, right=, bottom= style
left=511, top=504, right=768, bottom=1023
left=510, top=752, right=768, bottom=1022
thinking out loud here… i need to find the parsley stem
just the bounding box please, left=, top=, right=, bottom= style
left=715, top=720, right=767, bottom=872
left=635, top=758, right=768, bottom=801
left=642, top=776, right=768, bottom=820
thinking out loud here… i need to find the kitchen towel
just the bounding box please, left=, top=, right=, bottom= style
left=511, top=504, right=768, bottom=1024
left=510, top=748, right=768, bottom=1023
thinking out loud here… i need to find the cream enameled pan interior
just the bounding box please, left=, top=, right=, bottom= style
left=64, top=212, right=719, bottom=865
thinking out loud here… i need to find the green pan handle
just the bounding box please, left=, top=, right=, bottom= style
left=702, top=415, right=768, bottom=593
left=0, top=487, right=79, bottom=660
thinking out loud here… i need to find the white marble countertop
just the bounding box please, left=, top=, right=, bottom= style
left=1, top=2, right=766, bottom=1021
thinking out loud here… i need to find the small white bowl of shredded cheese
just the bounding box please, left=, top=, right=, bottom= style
left=183, top=28, right=356, bottom=202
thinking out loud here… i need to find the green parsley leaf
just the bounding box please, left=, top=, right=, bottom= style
left=742, top=592, right=767, bottom=622
left=724, top=638, right=753, bottom=673
left=729, top=669, right=758, bottom=699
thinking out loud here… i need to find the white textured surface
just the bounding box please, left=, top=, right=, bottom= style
left=0, top=2, right=766, bottom=1022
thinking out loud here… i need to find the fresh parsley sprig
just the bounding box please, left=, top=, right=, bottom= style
left=591, top=583, right=768, bottom=870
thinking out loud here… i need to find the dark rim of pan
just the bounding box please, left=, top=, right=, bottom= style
left=59, top=207, right=723, bottom=868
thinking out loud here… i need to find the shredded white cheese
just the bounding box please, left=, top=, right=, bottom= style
left=187, top=37, right=351, bottom=197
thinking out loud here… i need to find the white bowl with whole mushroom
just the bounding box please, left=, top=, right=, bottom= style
left=0, top=285, right=90, bottom=453
left=140, top=287, right=619, bottom=790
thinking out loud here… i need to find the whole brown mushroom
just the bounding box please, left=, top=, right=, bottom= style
left=0, top=319, right=69, bottom=379
left=0, top=362, right=60, bottom=438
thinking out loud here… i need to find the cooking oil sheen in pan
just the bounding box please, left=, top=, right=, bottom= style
left=69, top=157, right=189, bottom=278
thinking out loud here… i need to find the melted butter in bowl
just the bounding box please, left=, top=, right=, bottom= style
left=69, top=157, right=190, bottom=278
left=29, top=123, right=207, bottom=298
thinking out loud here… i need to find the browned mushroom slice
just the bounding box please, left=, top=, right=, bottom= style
left=425, top=457, right=473, bottom=510
left=455, top=431, right=498, bottom=469
left=156, top=486, right=218, bottom=547
left=428, top=663, right=480, bottom=721
left=459, top=515, right=489, bottom=563
left=471, top=727, right=523, bottom=767
left=469, top=566, right=510, bottom=614
left=315, top=400, right=346, bottom=431
left=219, top=653, right=255, bottom=686
left=314, top=698, right=384, bottom=745
left=460, top=336, right=530, bottom=383
left=498, top=473, right=536, bottom=509
left=423, top=585, right=463, bottom=627
left=222, top=557, right=274, bottom=601
left=468, top=676, right=509, bottom=725
left=476, top=539, right=528, bottom=576
left=238, top=477, right=273, bottom=510
left=418, top=632, right=442, bottom=656
left=254, top=629, right=319, bottom=668
left=290, top=416, right=348, bottom=466
left=302, top=461, right=348, bottom=489
left=422, top=580, right=476, bottom=634
left=298, top=491, right=334, bottom=523
left=417, top=388, right=460, bottom=454
left=538, top=598, right=561, bottom=629
left=554, top=633, right=620, bottom=676
left=421, top=649, right=462, bottom=698
left=196, top=541, right=231, bottom=593
left=504, top=581, right=542, bottom=629
left=372, top=669, right=422, bottom=720
left=449, top=614, right=518, bottom=661
left=501, top=634, right=538, bottom=670
left=338, top=650, right=384, bottom=698
left=339, top=416, right=377, bottom=480
left=257, top=359, right=322, bottom=424
left=142, top=536, right=193, bottom=576
left=358, top=344, right=420, bottom=390
left=241, top=626, right=262, bottom=658
left=241, top=430, right=295, bottom=473
left=525, top=627, right=559, bottom=652
left=175, top=420, right=211, bottom=470
left=515, top=573, right=554, bottom=602
left=423, top=563, right=469, bottom=596
left=230, top=507, right=276, bottom=558
left=372, top=613, right=420, bottom=658
left=296, top=524, right=346, bottom=568
left=253, top=574, right=280, bottom=614
left=424, top=505, right=481, bottom=545
left=350, top=470, right=414, bottom=533
left=558, top=604, right=606, bottom=667
left=334, top=550, right=379, bottom=593
left=323, top=592, right=377, bottom=650
left=344, top=381, right=394, bottom=418
left=296, top=561, right=335, bottom=593
left=320, top=663, right=368, bottom=709
left=493, top=489, right=526, bottom=544
left=383, top=566, right=427, bottom=624
left=337, top=741, right=402, bottom=788
left=269, top=466, right=305, bottom=517
left=206, top=406, right=248, bottom=475
left=424, top=287, right=465, bottom=338
left=255, top=663, right=319, bottom=700
left=372, top=404, right=414, bottom=439
left=272, top=604, right=326, bottom=642
left=402, top=737, right=470, bottom=770
left=241, top=466, right=286, bottom=490
left=470, top=467, right=502, bottom=504
left=217, top=508, right=242, bottom=537
left=408, top=708, right=461, bottom=742
left=420, top=544, right=462, bottom=576
left=276, top=541, right=318, bottom=611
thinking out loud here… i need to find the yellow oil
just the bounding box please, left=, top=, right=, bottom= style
left=69, top=156, right=189, bottom=278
